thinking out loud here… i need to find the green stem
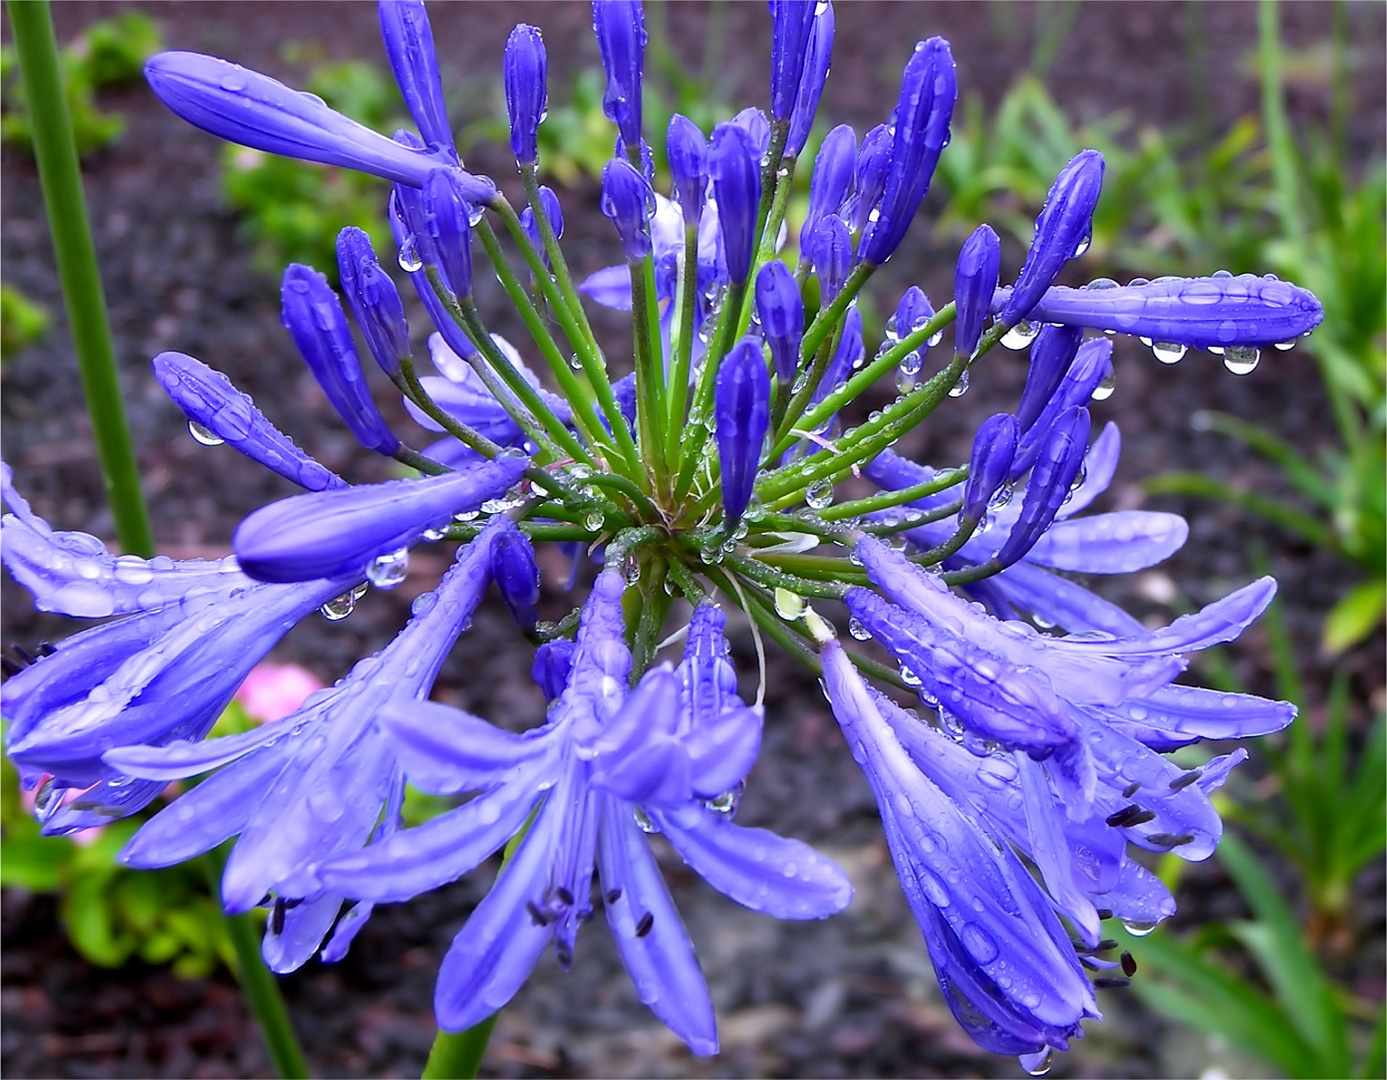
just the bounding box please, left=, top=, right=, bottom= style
left=665, top=225, right=701, bottom=474
left=795, top=261, right=876, bottom=370
left=199, top=853, right=308, bottom=1079
left=725, top=551, right=849, bottom=599
left=9, top=0, right=153, bottom=556
left=819, top=468, right=967, bottom=521
left=672, top=278, right=748, bottom=503
left=393, top=446, right=450, bottom=475
left=518, top=166, right=604, bottom=359
left=630, top=257, right=668, bottom=489
left=422, top=1018, right=497, bottom=1080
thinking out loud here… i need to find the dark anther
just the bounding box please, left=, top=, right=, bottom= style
left=576, top=908, right=594, bottom=924
left=554, top=885, right=575, bottom=906
left=1096, top=938, right=1118, bottom=953
left=1120, top=950, right=1137, bottom=977
left=283, top=897, right=303, bottom=910
left=271, top=897, right=286, bottom=935
left=1095, top=908, right=1114, bottom=920
left=256, top=893, right=274, bottom=908
left=526, top=900, right=555, bottom=926
left=604, top=888, right=622, bottom=905
left=1147, top=831, right=1195, bottom=849
left=635, top=911, right=654, bottom=938
left=1105, top=804, right=1156, bottom=829
left=0, top=656, right=21, bottom=677
left=555, top=940, right=574, bottom=971
left=1167, top=769, right=1202, bottom=791
left=1093, top=976, right=1131, bottom=990
left=35, top=641, right=56, bottom=657
left=10, top=644, right=35, bottom=666
left=1121, top=781, right=1141, bottom=799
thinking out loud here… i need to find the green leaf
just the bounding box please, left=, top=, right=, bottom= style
left=1322, top=578, right=1387, bottom=655
left=0, top=834, right=75, bottom=890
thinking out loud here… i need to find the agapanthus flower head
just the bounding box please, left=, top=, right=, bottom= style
left=755, top=260, right=804, bottom=382
left=801, top=123, right=857, bottom=255
left=769, top=0, right=819, bottom=121
left=715, top=337, right=772, bottom=523
left=504, top=23, right=547, bottom=165
left=850, top=122, right=892, bottom=235
left=600, top=157, right=655, bottom=260
left=954, top=224, right=1001, bottom=356
left=592, top=0, right=645, bottom=149
left=336, top=226, right=411, bottom=377
left=666, top=114, right=709, bottom=227
left=708, top=122, right=761, bottom=286
left=858, top=38, right=956, bottom=265
left=785, top=1, right=834, bottom=157
left=151, top=352, right=345, bottom=492
left=378, top=0, right=454, bottom=155
left=1000, top=149, right=1106, bottom=327
left=997, top=272, right=1325, bottom=352
left=962, top=413, right=1019, bottom=521
left=280, top=264, right=401, bottom=456
left=422, top=168, right=475, bottom=298
left=233, top=455, right=528, bottom=584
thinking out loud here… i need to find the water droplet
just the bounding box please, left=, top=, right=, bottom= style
left=1222, top=345, right=1260, bottom=375
left=584, top=510, right=605, bottom=532
left=367, top=547, right=409, bottom=589
left=705, top=783, right=743, bottom=819
left=1000, top=320, right=1039, bottom=350
left=960, top=923, right=999, bottom=963
left=1020, top=1048, right=1053, bottom=1076
left=321, top=592, right=356, bottom=621
left=423, top=526, right=450, bottom=542
left=1273, top=339, right=1296, bottom=351
left=1085, top=277, right=1119, bottom=291
left=805, top=479, right=834, bottom=509
left=899, top=665, right=922, bottom=687
left=398, top=238, right=423, bottom=273
left=633, top=807, right=659, bottom=833
left=1091, top=369, right=1116, bottom=401
left=895, top=366, right=917, bottom=393
left=848, top=616, right=870, bottom=640
left=947, top=370, right=970, bottom=397
left=220, top=71, right=248, bottom=92
left=623, top=555, right=641, bottom=585
left=1122, top=919, right=1157, bottom=937
left=1072, top=234, right=1091, bottom=258
left=774, top=588, right=805, bottom=621
left=1151, top=341, right=1186, bottom=365
left=188, top=421, right=224, bottom=446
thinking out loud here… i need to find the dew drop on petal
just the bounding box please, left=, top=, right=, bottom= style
left=188, top=421, right=224, bottom=447
left=367, top=547, right=409, bottom=590
left=321, top=592, right=356, bottom=621
left=1122, top=919, right=1157, bottom=937
left=1000, top=320, right=1039, bottom=350
left=1222, top=345, right=1260, bottom=375
left=1151, top=341, right=1186, bottom=365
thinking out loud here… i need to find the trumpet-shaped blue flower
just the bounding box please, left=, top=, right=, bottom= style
left=315, top=574, right=851, bottom=1053
left=708, top=123, right=761, bottom=286
left=592, top=0, right=646, bottom=151
left=800, top=123, right=856, bottom=255
left=600, top=157, right=656, bottom=260
left=378, top=0, right=455, bottom=155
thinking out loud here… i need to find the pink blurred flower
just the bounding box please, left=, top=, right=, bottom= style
left=234, top=661, right=325, bottom=723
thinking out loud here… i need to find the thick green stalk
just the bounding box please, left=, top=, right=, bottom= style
left=819, top=468, right=967, bottom=521
left=630, top=257, right=668, bottom=490
left=664, top=224, right=701, bottom=475
left=422, top=1018, right=497, bottom=1080
left=8, top=0, right=153, bottom=556
left=199, top=854, right=308, bottom=1079
left=672, top=279, right=747, bottom=503
left=518, top=166, right=604, bottom=359
left=795, top=261, right=876, bottom=368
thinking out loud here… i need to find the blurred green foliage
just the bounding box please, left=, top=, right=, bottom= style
left=0, top=284, right=51, bottom=359
left=220, top=51, right=402, bottom=280
left=0, top=10, right=161, bottom=156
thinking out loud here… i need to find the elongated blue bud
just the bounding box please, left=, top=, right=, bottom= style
left=800, top=123, right=856, bottom=255
left=809, top=214, right=852, bottom=300
left=715, top=338, right=771, bottom=523
left=532, top=639, right=576, bottom=702
left=281, top=264, right=400, bottom=455
left=770, top=0, right=817, bottom=121
left=592, top=0, right=645, bottom=148
left=993, top=274, right=1324, bottom=350
left=234, top=455, right=528, bottom=584
left=1012, top=338, right=1110, bottom=478
left=1015, top=325, right=1083, bottom=432
left=504, top=24, right=547, bottom=164
left=519, top=186, right=564, bottom=268
left=337, top=227, right=411, bottom=377
left=491, top=526, right=540, bottom=632
left=600, top=158, right=655, bottom=260
left=858, top=38, right=956, bottom=264
left=732, top=106, right=771, bottom=158
left=389, top=184, right=482, bottom=363
left=997, top=406, right=1090, bottom=567
left=786, top=2, right=834, bottom=156
left=666, top=114, right=708, bottom=228
left=849, top=122, right=891, bottom=235
left=379, top=1, right=454, bottom=153
left=755, top=261, right=804, bottom=382
left=144, top=52, right=490, bottom=194
left=954, top=224, right=1000, bottom=356
left=811, top=304, right=863, bottom=408
left=153, top=352, right=345, bottom=492
left=708, top=123, right=760, bottom=286
left=423, top=169, right=475, bottom=299
left=962, top=414, right=1018, bottom=520
left=891, top=285, right=935, bottom=341
left=1000, top=150, right=1105, bottom=326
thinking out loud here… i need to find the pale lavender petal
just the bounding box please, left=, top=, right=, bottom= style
left=578, top=264, right=634, bottom=311
left=263, top=892, right=343, bottom=973
left=40, top=777, right=167, bottom=836
left=990, top=562, right=1147, bottom=637
left=379, top=698, right=556, bottom=794
left=1023, top=511, right=1188, bottom=574
left=104, top=714, right=297, bottom=780
left=1017, top=756, right=1101, bottom=945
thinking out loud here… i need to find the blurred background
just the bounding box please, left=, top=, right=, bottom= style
left=1, top=2, right=1383, bottom=1076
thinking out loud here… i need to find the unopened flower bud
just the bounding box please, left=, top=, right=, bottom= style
left=592, top=0, right=645, bottom=148
left=1015, top=325, right=1083, bottom=433
left=715, top=338, right=771, bottom=523
left=953, top=224, right=1000, bottom=356
left=997, top=406, right=1090, bottom=567
left=1012, top=338, right=1110, bottom=477
left=730, top=107, right=771, bottom=159
left=423, top=168, right=475, bottom=299
left=280, top=264, right=400, bottom=455
left=491, top=526, right=540, bottom=632
left=809, top=214, right=852, bottom=300
left=786, top=2, right=835, bottom=156
left=532, top=639, right=576, bottom=702
left=378, top=0, right=454, bottom=153
left=770, top=0, right=818, bottom=121
left=600, top=158, right=655, bottom=260
left=519, top=186, right=564, bottom=268
left=892, top=285, right=935, bottom=342
left=850, top=123, right=892, bottom=235
left=708, top=123, right=760, bottom=286
left=504, top=24, right=547, bottom=164
left=962, top=414, right=1018, bottom=520
left=800, top=123, right=856, bottom=255
left=666, top=115, right=709, bottom=228
left=811, top=304, right=863, bottom=408
left=755, top=261, right=804, bottom=383
left=1001, top=150, right=1105, bottom=326
left=337, top=226, right=411, bottom=377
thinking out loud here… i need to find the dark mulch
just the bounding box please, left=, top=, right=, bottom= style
left=2, top=3, right=1383, bottom=1077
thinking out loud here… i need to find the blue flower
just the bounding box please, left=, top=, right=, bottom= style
left=104, top=522, right=515, bottom=971
left=954, top=224, right=1001, bottom=356
left=785, top=1, right=835, bottom=157
left=336, top=227, right=412, bottom=378
left=716, top=337, right=772, bottom=523
left=378, top=0, right=455, bottom=155
left=591, top=0, right=646, bottom=152
left=315, top=573, right=852, bottom=1052
left=504, top=23, right=547, bottom=165
left=600, top=157, right=656, bottom=261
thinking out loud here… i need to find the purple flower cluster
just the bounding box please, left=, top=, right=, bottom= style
left=2, top=0, right=1325, bottom=1067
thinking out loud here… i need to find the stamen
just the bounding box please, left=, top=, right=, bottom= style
left=1093, top=976, right=1131, bottom=990
left=10, top=644, right=35, bottom=666
left=35, top=641, right=56, bottom=657
left=526, top=900, right=556, bottom=926
left=604, top=888, right=622, bottom=905
left=1146, top=831, right=1195, bottom=849
left=1105, top=804, right=1155, bottom=828
left=554, top=940, right=574, bottom=970
left=1120, top=950, right=1137, bottom=976
left=554, top=885, right=575, bottom=906
left=1095, top=908, right=1114, bottom=920
left=0, top=656, right=21, bottom=678
left=576, top=908, right=594, bottom=924
left=635, top=911, right=654, bottom=938
left=1167, top=769, right=1202, bottom=791
left=1121, top=781, right=1141, bottom=799
left=271, top=897, right=286, bottom=935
